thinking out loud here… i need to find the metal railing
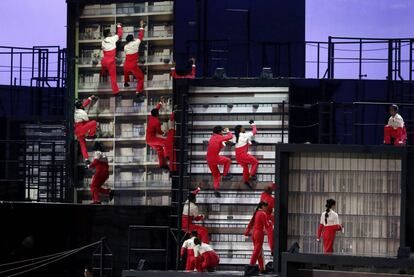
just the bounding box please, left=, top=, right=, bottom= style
left=183, top=36, right=414, bottom=80
left=0, top=46, right=66, bottom=87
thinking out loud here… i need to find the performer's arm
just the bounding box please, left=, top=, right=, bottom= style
left=190, top=64, right=196, bottom=78
left=116, top=23, right=123, bottom=40
left=88, top=158, right=98, bottom=169
left=170, top=67, right=178, bottom=79
left=317, top=224, right=324, bottom=240
left=180, top=241, right=188, bottom=256
left=220, top=132, right=234, bottom=143
left=82, top=97, right=93, bottom=108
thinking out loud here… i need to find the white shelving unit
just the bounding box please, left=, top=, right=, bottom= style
left=75, top=1, right=173, bottom=205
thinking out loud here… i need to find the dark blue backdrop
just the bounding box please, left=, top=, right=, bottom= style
left=174, top=0, right=305, bottom=78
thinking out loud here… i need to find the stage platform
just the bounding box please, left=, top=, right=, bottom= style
left=121, top=270, right=277, bottom=277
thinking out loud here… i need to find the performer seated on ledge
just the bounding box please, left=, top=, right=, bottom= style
left=384, top=104, right=406, bottom=146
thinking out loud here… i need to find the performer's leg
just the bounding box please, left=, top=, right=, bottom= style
left=191, top=225, right=209, bottom=243
left=108, top=62, right=120, bottom=94
left=131, top=65, right=144, bottom=93
left=207, top=162, right=221, bottom=190
left=78, top=136, right=89, bottom=160
left=217, top=156, right=231, bottom=176
left=237, top=159, right=250, bottom=182
left=250, top=231, right=265, bottom=267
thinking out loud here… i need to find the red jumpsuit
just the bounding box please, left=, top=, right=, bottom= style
left=165, top=112, right=176, bottom=172
left=74, top=98, right=97, bottom=160
left=182, top=201, right=209, bottom=243
left=124, top=27, right=144, bottom=93
left=181, top=237, right=196, bottom=271
left=317, top=210, right=342, bottom=253
left=146, top=103, right=167, bottom=167
left=171, top=65, right=196, bottom=79
left=194, top=243, right=219, bottom=272
left=101, top=24, right=123, bottom=95
left=89, top=152, right=110, bottom=203
left=206, top=132, right=233, bottom=190
left=260, top=186, right=275, bottom=252
left=245, top=210, right=269, bottom=272
left=235, top=124, right=258, bottom=182
left=384, top=113, right=406, bottom=146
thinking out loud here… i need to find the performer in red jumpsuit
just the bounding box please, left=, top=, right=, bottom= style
left=244, top=201, right=270, bottom=274
left=124, top=20, right=145, bottom=102
left=384, top=104, right=406, bottom=146
left=165, top=110, right=176, bottom=172
left=182, top=187, right=209, bottom=243
left=88, top=143, right=114, bottom=204
left=317, top=199, right=343, bottom=253
left=74, top=95, right=97, bottom=165
left=171, top=58, right=196, bottom=79
left=101, top=23, right=123, bottom=96
left=206, top=126, right=233, bottom=198
left=146, top=98, right=168, bottom=170
left=260, top=182, right=276, bottom=254
left=180, top=230, right=198, bottom=271
left=193, top=238, right=220, bottom=272
left=234, top=120, right=258, bottom=189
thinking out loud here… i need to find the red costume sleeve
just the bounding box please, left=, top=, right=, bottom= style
left=155, top=102, right=162, bottom=110
left=170, top=112, right=175, bottom=122
left=190, top=65, right=196, bottom=78
left=317, top=224, right=324, bottom=239
left=116, top=25, right=123, bottom=40
left=244, top=213, right=255, bottom=236
left=82, top=98, right=92, bottom=108
left=220, top=132, right=233, bottom=143
left=89, top=158, right=98, bottom=169
left=251, top=124, right=257, bottom=136
left=336, top=224, right=343, bottom=232
left=194, top=215, right=204, bottom=221
left=171, top=68, right=178, bottom=79
left=138, top=27, right=144, bottom=41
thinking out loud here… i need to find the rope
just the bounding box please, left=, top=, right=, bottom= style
left=0, top=240, right=101, bottom=277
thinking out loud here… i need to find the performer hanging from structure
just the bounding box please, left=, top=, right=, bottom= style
left=260, top=182, right=276, bottom=254
left=244, top=201, right=270, bottom=274
left=171, top=58, right=196, bottom=79
left=193, top=238, right=220, bottom=272
left=234, top=120, right=258, bottom=189
left=180, top=230, right=198, bottom=271
left=182, top=187, right=209, bottom=243
left=88, top=142, right=114, bottom=204
left=124, top=19, right=146, bottom=102
left=74, top=95, right=98, bottom=166
left=317, top=198, right=343, bottom=253
left=146, top=97, right=168, bottom=170
left=101, top=23, right=123, bottom=96
left=384, top=104, right=406, bottom=146
left=165, top=108, right=176, bottom=172
left=206, top=126, right=233, bottom=198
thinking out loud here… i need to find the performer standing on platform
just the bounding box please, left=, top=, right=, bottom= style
left=206, top=126, right=233, bottom=198
left=180, top=230, right=198, bottom=271
left=260, top=182, right=276, bottom=254
left=234, top=120, right=258, bottom=189
left=193, top=238, right=220, bottom=272
left=317, top=199, right=343, bottom=253
left=146, top=97, right=168, bottom=170
left=74, top=95, right=98, bottom=166
left=101, top=23, right=123, bottom=96
left=88, top=142, right=114, bottom=204
left=182, top=187, right=209, bottom=243
left=244, top=201, right=270, bottom=274
left=171, top=58, right=196, bottom=79
left=384, top=104, right=406, bottom=146
left=165, top=108, right=176, bottom=172
left=124, top=19, right=146, bottom=102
